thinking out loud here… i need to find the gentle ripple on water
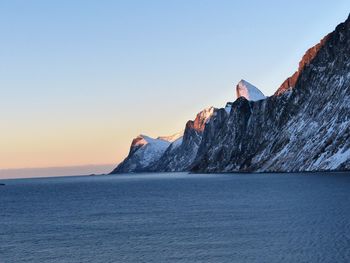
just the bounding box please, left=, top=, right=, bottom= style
left=0, top=172, right=350, bottom=263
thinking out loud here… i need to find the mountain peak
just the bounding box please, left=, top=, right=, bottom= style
left=236, top=80, right=265, bottom=101
left=193, top=106, right=216, bottom=132
left=132, top=135, right=149, bottom=147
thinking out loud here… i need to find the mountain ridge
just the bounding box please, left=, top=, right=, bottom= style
left=111, top=14, right=350, bottom=174
left=192, top=14, right=350, bottom=172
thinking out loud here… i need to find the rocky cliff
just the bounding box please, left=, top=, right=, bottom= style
left=111, top=15, right=350, bottom=174
left=150, top=107, right=217, bottom=172
left=192, top=15, right=350, bottom=172
left=110, top=107, right=217, bottom=173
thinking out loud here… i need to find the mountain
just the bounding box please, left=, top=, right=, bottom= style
left=225, top=80, right=266, bottom=113
left=110, top=133, right=181, bottom=173
left=236, top=79, right=266, bottom=101
left=150, top=107, right=217, bottom=172
left=111, top=15, right=350, bottom=174
left=192, top=15, right=350, bottom=172
left=274, top=34, right=330, bottom=96
left=110, top=107, right=216, bottom=174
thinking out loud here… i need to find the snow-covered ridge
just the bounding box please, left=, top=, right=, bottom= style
left=111, top=106, right=218, bottom=173
left=236, top=79, right=265, bottom=101
left=110, top=132, right=183, bottom=173
left=132, top=131, right=183, bottom=150
left=132, top=134, right=170, bottom=147
left=224, top=80, right=263, bottom=114
left=132, top=134, right=154, bottom=147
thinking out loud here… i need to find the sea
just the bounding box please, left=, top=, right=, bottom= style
left=1, top=172, right=350, bottom=263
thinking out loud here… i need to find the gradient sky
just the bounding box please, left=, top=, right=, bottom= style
left=1, top=1, right=350, bottom=175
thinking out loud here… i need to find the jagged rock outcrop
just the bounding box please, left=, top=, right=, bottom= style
left=192, top=14, right=350, bottom=172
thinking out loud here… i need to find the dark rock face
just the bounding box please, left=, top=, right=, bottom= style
left=192, top=15, right=350, bottom=172
left=150, top=107, right=218, bottom=172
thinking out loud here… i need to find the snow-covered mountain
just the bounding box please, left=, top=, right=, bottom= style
left=110, top=132, right=182, bottom=173
left=236, top=79, right=266, bottom=101
left=110, top=107, right=216, bottom=173
left=111, top=14, right=350, bottom=174
left=225, top=80, right=265, bottom=114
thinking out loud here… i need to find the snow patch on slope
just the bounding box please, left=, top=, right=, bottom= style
left=133, top=136, right=171, bottom=166
left=236, top=79, right=265, bottom=101
left=224, top=102, right=233, bottom=114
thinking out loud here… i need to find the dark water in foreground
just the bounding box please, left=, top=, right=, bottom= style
left=1, top=172, right=350, bottom=263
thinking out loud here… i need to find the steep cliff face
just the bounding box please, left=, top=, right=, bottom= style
left=192, top=15, right=350, bottom=172
left=274, top=34, right=330, bottom=96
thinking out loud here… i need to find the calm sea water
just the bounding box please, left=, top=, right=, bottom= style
left=1, top=172, right=350, bottom=263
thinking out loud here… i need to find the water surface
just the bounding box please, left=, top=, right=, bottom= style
left=1, top=172, right=350, bottom=262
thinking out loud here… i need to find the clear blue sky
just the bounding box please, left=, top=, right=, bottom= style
left=0, top=1, right=349, bottom=176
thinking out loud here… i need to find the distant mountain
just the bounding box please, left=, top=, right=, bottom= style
left=111, top=14, right=350, bottom=174
left=110, top=107, right=217, bottom=174
left=110, top=133, right=182, bottom=173
left=110, top=82, right=262, bottom=174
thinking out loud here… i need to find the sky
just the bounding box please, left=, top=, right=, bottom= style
left=0, top=1, right=350, bottom=178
